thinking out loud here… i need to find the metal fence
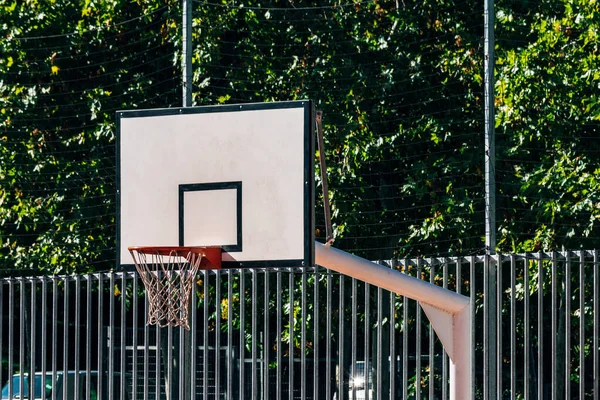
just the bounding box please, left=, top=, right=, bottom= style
left=0, top=250, right=598, bottom=399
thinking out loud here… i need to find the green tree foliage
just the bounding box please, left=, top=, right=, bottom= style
left=0, top=0, right=598, bottom=270
left=192, top=0, right=485, bottom=259
left=495, top=0, right=600, bottom=252
left=0, top=0, right=179, bottom=274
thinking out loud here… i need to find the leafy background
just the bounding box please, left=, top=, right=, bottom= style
left=0, top=0, right=599, bottom=270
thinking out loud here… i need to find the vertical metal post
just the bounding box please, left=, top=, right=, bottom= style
left=496, top=256, right=502, bottom=400
left=402, top=259, right=409, bottom=400
left=155, top=302, right=161, bottom=400
left=484, top=254, right=497, bottom=400
left=537, top=254, right=544, bottom=400
left=30, top=279, right=36, bottom=400
left=275, top=271, right=282, bottom=400
left=325, top=269, right=332, bottom=400
left=376, top=284, right=383, bottom=400
left=474, top=0, right=496, bottom=377
left=428, top=265, right=435, bottom=399
left=288, top=272, right=294, bottom=400
left=389, top=268, right=396, bottom=400
left=456, top=258, right=463, bottom=399
left=470, top=256, right=476, bottom=400
left=203, top=270, right=209, bottom=400
left=41, top=278, right=47, bottom=400
left=240, top=271, right=246, bottom=399
left=565, top=254, right=572, bottom=400
left=443, top=262, right=449, bottom=399
left=167, top=325, right=173, bottom=400
left=415, top=261, right=422, bottom=400
left=63, top=278, right=69, bottom=400
left=179, top=318, right=185, bottom=400
left=0, top=281, right=3, bottom=398
left=182, top=1, right=193, bottom=395
left=86, top=276, right=93, bottom=400
left=579, top=252, right=585, bottom=400
left=351, top=279, right=357, bottom=400
left=97, top=275, right=104, bottom=400
left=301, top=271, right=307, bottom=400
left=191, top=272, right=198, bottom=400
left=216, top=270, right=222, bottom=400
left=75, top=276, right=81, bottom=399
left=364, top=282, right=370, bottom=400
left=51, top=277, right=57, bottom=400
left=510, top=256, right=516, bottom=400
left=143, top=285, right=150, bottom=400
left=263, top=270, right=270, bottom=400
left=524, top=256, right=530, bottom=399
left=132, top=274, right=138, bottom=400
left=182, top=0, right=193, bottom=107
left=120, top=274, right=126, bottom=400
left=8, top=280, right=14, bottom=399
left=338, top=276, right=345, bottom=400
left=228, top=271, right=234, bottom=400
left=313, top=268, right=319, bottom=400
left=109, top=273, right=115, bottom=400
left=483, top=0, right=500, bottom=382
left=593, top=250, right=599, bottom=400
left=484, top=0, right=496, bottom=253
left=252, top=270, right=258, bottom=400
left=551, top=252, right=557, bottom=400
left=19, top=279, right=24, bottom=400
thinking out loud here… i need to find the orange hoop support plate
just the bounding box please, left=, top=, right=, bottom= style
left=128, top=246, right=222, bottom=269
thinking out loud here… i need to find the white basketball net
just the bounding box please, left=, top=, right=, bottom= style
left=129, top=248, right=203, bottom=330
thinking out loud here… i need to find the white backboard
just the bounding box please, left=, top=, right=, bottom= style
left=117, top=101, right=314, bottom=268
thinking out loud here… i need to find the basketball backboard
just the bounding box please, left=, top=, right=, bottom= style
left=116, top=101, right=314, bottom=269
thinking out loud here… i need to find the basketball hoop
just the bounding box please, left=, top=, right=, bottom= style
left=128, top=246, right=222, bottom=330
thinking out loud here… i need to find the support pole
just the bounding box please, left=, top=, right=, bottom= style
left=484, top=0, right=497, bottom=397
left=182, top=0, right=193, bottom=107
left=182, top=1, right=193, bottom=398
left=315, top=242, right=472, bottom=400
left=484, top=0, right=496, bottom=253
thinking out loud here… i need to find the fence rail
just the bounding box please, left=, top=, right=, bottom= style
left=0, top=249, right=598, bottom=399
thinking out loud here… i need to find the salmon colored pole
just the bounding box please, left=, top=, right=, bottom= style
left=314, top=241, right=472, bottom=400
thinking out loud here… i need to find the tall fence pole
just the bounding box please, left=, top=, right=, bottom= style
left=182, top=1, right=193, bottom=398
left=484, top=0, right=496, bottom=254
left=484, top=0, right=498, bottom=397
left=183, top=0, right=193, bottom=107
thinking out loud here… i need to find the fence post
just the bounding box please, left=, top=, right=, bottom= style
left=484, top=0, right=496, bottom=255
left=484, top=0, right=498, bottom=395
left=182, top=0, right=193, bottom=108
left=484, top=254, right=498, bottom=400
left=484, top=0, right=496, bottom=253
left=182, top=1, right=193, bottom=397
